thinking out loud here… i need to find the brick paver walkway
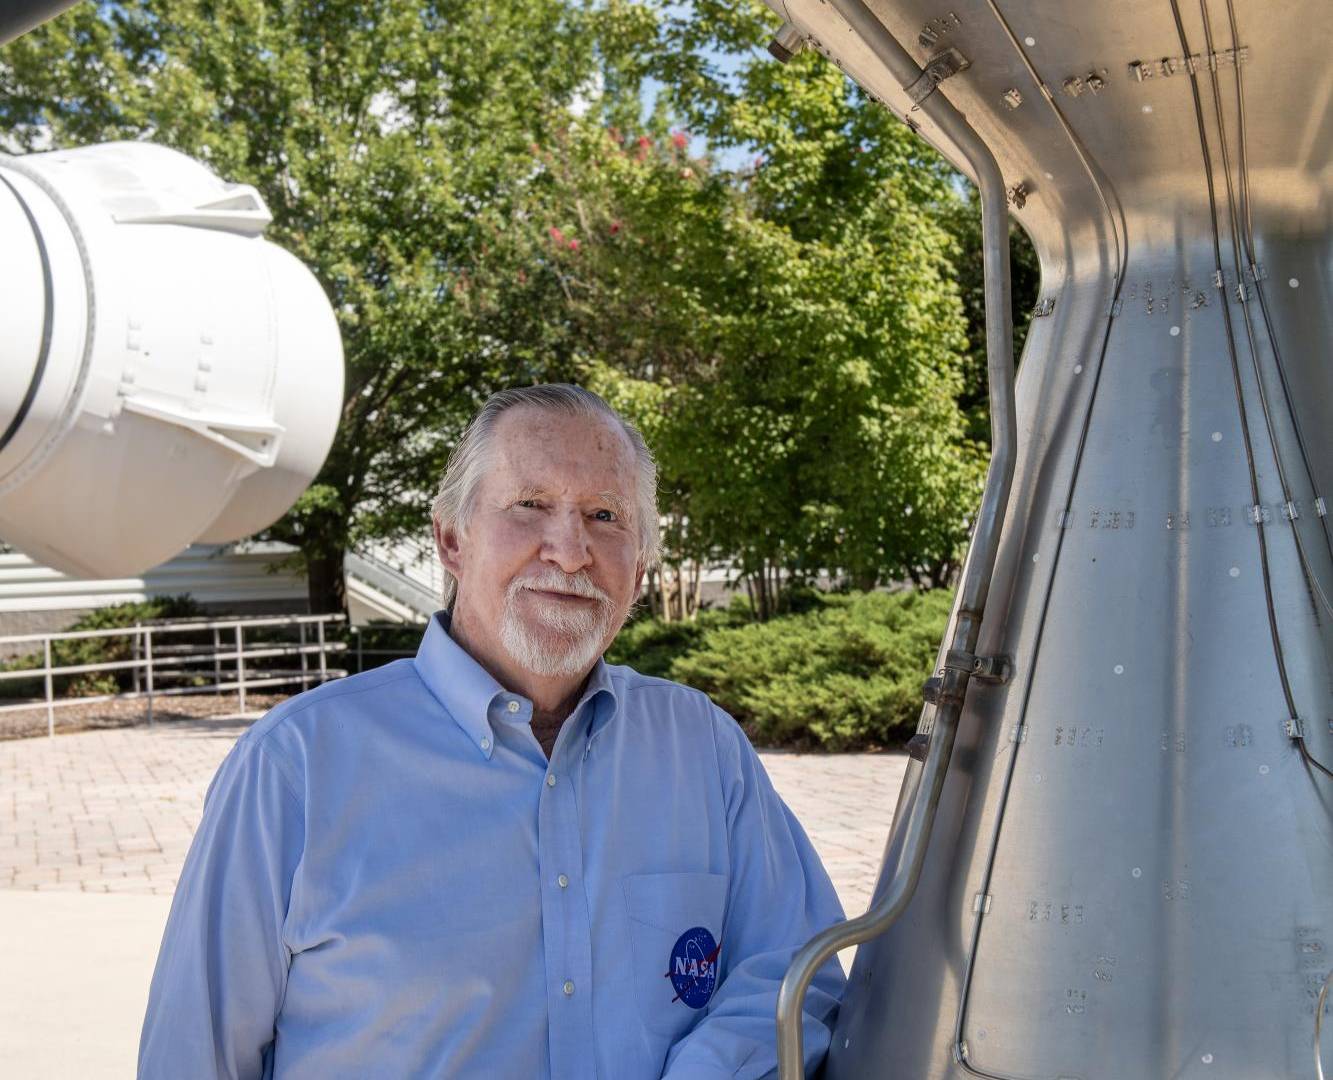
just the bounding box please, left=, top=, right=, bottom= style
left=0, top=719, right=908, bottom=914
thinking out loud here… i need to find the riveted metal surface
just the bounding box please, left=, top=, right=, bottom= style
left=764, top=1, right=1333, bottom=1076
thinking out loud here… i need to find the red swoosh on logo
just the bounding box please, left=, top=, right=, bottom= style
left=664, top=938, right=723, bottom=1003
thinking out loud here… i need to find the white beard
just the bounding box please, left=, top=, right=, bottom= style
left=499, top=570, right=624, bottom=678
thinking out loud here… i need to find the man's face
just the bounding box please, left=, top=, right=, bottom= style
left=436, top=406, right=644, bottom=681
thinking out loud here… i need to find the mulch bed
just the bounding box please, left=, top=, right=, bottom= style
left=0, top=692, right=291, bottom=741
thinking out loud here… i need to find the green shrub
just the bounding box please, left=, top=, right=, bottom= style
left=606, top=601, right=751, bottom=678
left=663, top=589, right=953, bottom=750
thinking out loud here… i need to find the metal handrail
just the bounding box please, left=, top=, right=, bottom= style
left=773, top=3, right=1017, bottom=1076
left=0, top=611, right=342, bottom=648
left=1, top=613, right=347, bottom=737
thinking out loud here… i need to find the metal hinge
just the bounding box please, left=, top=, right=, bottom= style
left=1107, top=297, right=1124, bottom=317
left=973, top=892, right=993, bottom=914
left=905, top=47, right=971, bottom=107
left=1284, top=717, right=1305, bottom=740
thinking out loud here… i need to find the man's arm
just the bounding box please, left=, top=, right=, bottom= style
left=662, top=709, right=847, bottom=1080
left=138, top=733, right=304, bottom=1079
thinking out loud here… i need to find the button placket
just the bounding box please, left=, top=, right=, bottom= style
left=536, top=747, right=593, bottom=1075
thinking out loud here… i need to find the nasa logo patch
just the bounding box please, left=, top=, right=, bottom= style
left=665, top=926, right=721, bottom=1009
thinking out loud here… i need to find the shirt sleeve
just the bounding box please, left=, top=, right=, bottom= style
left=661, top=709, right=847, bottom=1080
left=138, top=732, right=305, bottom=1080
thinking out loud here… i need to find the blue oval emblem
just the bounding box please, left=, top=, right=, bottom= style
left=665, top=926, right=721, bottom=1009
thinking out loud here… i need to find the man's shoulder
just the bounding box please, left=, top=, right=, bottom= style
left=603, top=663, right=742, bottom=739
left=241, top=659, right=422, bottom=746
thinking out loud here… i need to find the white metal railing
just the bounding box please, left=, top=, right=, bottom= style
left=0, top=613, right=347, bottom=738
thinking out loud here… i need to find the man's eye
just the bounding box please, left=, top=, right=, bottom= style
left=592, top=508, right=618, bottom=522
left=515, top=499, right=539, bottom=509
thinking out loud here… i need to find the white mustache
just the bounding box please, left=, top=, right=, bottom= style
left=510, top=570, right=611, bottom=605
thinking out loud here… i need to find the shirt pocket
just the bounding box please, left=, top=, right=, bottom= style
left=622, top=871, right=729, bottom=1040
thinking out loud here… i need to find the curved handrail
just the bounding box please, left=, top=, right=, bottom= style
left=773, top=2, right=1017, bottom=1076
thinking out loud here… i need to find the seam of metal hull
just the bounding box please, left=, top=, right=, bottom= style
left=0, top=170, right=55, bottom=456
left=949, top=3, right=1132, bottom=1075
left=1197, top=0, right=1333, bottom=629
left=1223, top=0, right=1333, bottom=566
left=1166, top=0, right=1302, bottom=728
left=0, top=154, right=97, bottom=497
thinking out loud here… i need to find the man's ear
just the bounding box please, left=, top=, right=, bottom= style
left=434, top=518, right=465, bottom=578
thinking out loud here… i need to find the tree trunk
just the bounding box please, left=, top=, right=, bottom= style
left=306, top=545, right=347, bottom=615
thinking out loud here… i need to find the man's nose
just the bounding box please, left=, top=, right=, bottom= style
left=540, top=510, right=592, bottom=575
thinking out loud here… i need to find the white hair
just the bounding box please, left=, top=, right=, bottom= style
left=431, top=384, right=660, bottom=608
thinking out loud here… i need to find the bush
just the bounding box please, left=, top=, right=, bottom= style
left=612, top=589, right=953, bottom=751
left=605, top=600, right=751, bottom=678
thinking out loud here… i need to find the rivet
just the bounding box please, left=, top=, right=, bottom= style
left=1024, top=35, right=1036, bottom=46
left=1202, top=1053, right=1214, bottom=1064
left=1211, top=431, right=1223, bottom=442
left=1169, top=325, right=1180, bottom=336
left=1074, top=364, right=1083, bottom=374
left=1228, top=566, right=1240, bottom=578
left=1288, top=277, right=1299, bottom=288
left=1132, top=867, right=1143, bottom=878
left=1114, top=664, right=1125, bottom=675
left=1259, top=764, right=1270, bottom=775
left=1142, top=104, right=1153, bottom=113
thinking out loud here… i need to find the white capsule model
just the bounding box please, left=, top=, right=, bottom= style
left=0, top=142, right=343, bottom=578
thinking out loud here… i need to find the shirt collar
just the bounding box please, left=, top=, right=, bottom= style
left=413, top=611, right=620, bottom=758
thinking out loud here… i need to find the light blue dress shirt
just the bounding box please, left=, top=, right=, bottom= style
left=139, top=613, right=846, bottom=1079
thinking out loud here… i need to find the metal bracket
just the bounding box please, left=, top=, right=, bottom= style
left=945, top=648, right=1013, bottom=683
left=904, top=47, right=971, bottom=107
left=972, top=892, right=993, bottom=914
left=1284, top=717, right=1305, bottom=740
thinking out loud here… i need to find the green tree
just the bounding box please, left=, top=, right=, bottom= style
left=477, top=115, right=982, bottom=615
left=0, top=0, right=650, bottom=611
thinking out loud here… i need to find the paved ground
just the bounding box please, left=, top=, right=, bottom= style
left=0, top=710, right=908, bottom=1077
left=0, top=712, right=907, bottom=911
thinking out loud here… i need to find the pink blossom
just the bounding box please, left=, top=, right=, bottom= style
left=548, top=226, right=565, bottom=244
left=567, top=238, right=580, bottom=251
left=671, top=130, right=689, bottom=150
left=609, top=220, right=622, bottom=236
left=637, top=135, right=652, bottom=149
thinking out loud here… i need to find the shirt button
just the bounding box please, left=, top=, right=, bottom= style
left=546, top=773, right=557, bottom=787
left=506, top=700, right=520, bottom=714
left=480, top=737, right=491, bottom=751
left=557, top=874, right=569, bottom=889
left=562, top=980, right=575, bottom=996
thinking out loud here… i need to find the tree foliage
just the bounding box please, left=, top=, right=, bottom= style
left=1, top=0, right=1026, bottom=616
left=0, top=0, right=638, bottom=609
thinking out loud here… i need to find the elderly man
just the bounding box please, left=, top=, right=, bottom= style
left=139, top=384, right=846, bottom=1079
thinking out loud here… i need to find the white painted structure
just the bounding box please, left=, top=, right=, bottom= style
left=0, top=539, right=441, bottom=636
left=0, top=142, right=344, bottom=579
